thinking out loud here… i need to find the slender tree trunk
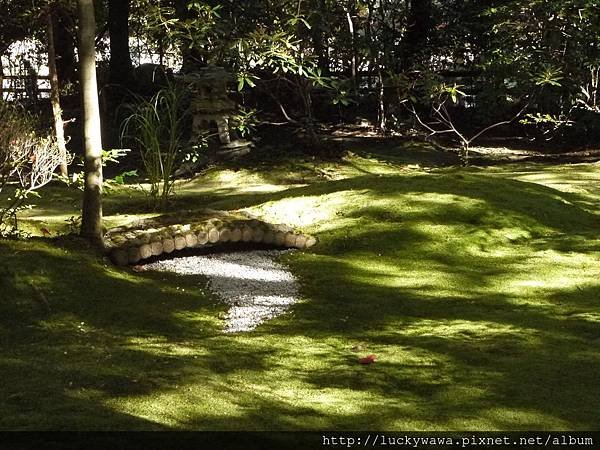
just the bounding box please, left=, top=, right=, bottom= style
left=0, top=56, right=4, bottom=100
left=378, top=70, right=386, bottom=133
left=311, top=0, right=330, bottom=74
left=346, top=10, right=357, bottom=92
left=399, top=0, right=432, bottom=70
left=108, top=0, right=132, bottom=86
left=365, top=0, right=386, bottom=134
left=47, top=11, right=68, bottom=177
left=54, top=6, right=77, bottom=87
left=77, top=0, right=103, bottom=246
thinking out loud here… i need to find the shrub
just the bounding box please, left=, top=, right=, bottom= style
left=0, top=102, right=65, bottom=236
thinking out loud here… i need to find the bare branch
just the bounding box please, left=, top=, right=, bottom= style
left=467, top=100, right=530, bottom=144
left=406, top=103, right=449, bottom=136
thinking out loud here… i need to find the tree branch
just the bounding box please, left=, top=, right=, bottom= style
left=467, top=100, right=530, bottom=144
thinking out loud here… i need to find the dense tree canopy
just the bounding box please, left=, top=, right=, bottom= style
left=1, top=0, right=599, bottom=163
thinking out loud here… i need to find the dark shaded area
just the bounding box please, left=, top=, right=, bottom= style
left=3, top=166, right=600, bottom=429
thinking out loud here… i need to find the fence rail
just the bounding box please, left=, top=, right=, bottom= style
left=1, top=74, right=51, bottom=100
left=2, top=75, right=50, bottom=79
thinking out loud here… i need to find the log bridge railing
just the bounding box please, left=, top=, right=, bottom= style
left=104, top=209, right=317, bottom=266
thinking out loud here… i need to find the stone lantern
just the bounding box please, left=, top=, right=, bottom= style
left=182, top=66, right=252, bottom=159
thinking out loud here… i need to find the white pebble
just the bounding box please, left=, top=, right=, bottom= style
left=143, top=250, right=299, bottom=333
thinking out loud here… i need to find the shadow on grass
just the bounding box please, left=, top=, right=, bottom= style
left=189, top=172, right=598, bottom=234
left=263, top=248, right=600, bottom=429
left=1, top=166, right=599, bottom=430
left=0, top=239, right=215, bottom=429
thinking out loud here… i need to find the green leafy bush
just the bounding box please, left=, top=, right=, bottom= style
left=61, top=148, right=138, bottom=194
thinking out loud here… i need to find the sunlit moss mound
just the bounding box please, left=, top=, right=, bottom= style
left=1, top=163, right=599, bottom=430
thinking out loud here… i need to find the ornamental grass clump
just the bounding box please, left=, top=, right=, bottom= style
left=122, top=83, right=187, bottom=210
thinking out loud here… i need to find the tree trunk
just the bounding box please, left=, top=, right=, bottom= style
left=77, top=0, right=104, bottom=246
left=378, top=70, right=386, bottom=133
left=311, top=0, right=330, bottom=74
left=0, top=56, right=3, bottom=100
left=346, top=6, right=358, bottom=93
left=399, top=0, right=432, bottom=70
left=366, top=0, right=386, bottom=134
left=54, top=6, right=77, bottom=87
left=108, top=0, right=132, bottom=86
left=47, top=11, right=68, bottom=177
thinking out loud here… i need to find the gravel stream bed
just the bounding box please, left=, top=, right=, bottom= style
left=143, top=249, right=299, bottom=333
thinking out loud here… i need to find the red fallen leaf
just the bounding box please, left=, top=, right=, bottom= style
left=358, top=354, right=377, bottom=364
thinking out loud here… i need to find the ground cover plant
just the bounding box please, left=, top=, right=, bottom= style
left=1, top=145, right=599, bottom=430
left=2, top=0, right=600, bottom=439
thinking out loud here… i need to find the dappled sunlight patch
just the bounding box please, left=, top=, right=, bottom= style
left=500, top=163, right=600, bottom=191
left=104, top=213, right=159, bottom=230
left=402, top=192, right=483, bottom=209
left=565, top=312, right=600, bottom=324
left=338, top=154, right=413, bottom=177
left=106, top=387, right=243, bottom=429
left=250, top=190, right=367, bottom=229
left=180, top=168, right=269, bottom=188
left=396, top=319, right=540, bottom=343
left=344, top=257, right=461, bottom=292
left=478, top=407, right=573, bottom=431
left=123, top=337, right=211, bottom=357
left=4, top=157, right=600, bottom=430
left=99, top=334, right=474, bottom=429
left=486, top=164, right=600, bottom=216
left=16, top=213, right=77, bottom=236
left=500, top=250, right=600, bottom=298
left=36, top=313, right=99, bottom=336
left=182, top=169, right=306, bottom=194
left=241, top=184, right=296, bottom=193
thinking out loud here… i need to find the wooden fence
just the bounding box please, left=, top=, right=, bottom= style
left=0, top=74, right=51, bottom=101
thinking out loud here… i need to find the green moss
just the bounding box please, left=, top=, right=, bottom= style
left=1, top=151, right=600, bottom=430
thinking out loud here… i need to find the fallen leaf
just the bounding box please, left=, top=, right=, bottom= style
left=358, top=354, right=377, bottom=364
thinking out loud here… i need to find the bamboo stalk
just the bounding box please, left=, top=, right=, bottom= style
left=274, top=231, right=286, bottom=246
left=295, top=235, right=307, bottom=249
left=185, top=233, right=198, bottom=247
left=208, top=227, right=220, bottom=243
left=251, top=227, right=265, bottom=243
left=112, top=249, right=129, bottom=266
left=151, top=240, right=163, bottom=256
left=197, top=230, right=208, bottom=245
left=263, top=230, right=275, bottom=245
left=218, top=227, right=231, bottom=242
left=229, top=227, right=242, bottom=242
left=162, top=238, right=175, bottom=253
left=137, top=232, right=152, bottom=244
left=139, top=243, right=152, bottom=259
left=127, top=246, right=142, bottom=264
left=174, top=235, right=187, bottom=250
left=106, top=212, right=319, bottom=266
left=241, top=226, right=253, bottom=242
left=284, top=232, right=297, bottom=247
